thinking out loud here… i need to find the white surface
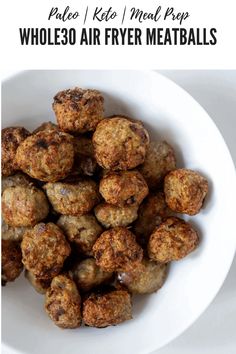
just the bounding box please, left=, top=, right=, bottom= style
left=3, top=70, right=235, bottom=354
left=152, top=70, right=236, bottom=354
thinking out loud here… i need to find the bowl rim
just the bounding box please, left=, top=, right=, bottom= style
left=2, top=70, right=236, bottom=354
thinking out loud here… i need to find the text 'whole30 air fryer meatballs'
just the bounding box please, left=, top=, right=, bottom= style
left=1, top=84, right=209, bottom=330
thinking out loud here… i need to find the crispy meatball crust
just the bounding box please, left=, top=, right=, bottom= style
left=45, top=274, right=81, bottom=328
left=133, top=192, right=172, bottom=246
left=82, top=290, right=132, bottom=328
left=1, top=173, right=32, bottom=193
left=15, top=130, right=74, bottom=182
left=72, top=258, right=112, bottom=292
left=139, top=141, right=176, bottom=189
left=32, top=121, right=58, bottom=134
left=148, top=217, right=199, bottom=263
left=93, top=116, right=150, bottom=170
left=117, top=258, right=168, bottom=294
left=57, top=215, right=103, bottom=256
left=2, top=240, right=23, bottom=286
left=2, top=186, right=49, bottom=227
left=2, top=221, right=30, bottom=242
left=93, top=227, right=143, bottom=272
left=2, top=127, right=30, bottom=176
left=43, top=179, right=100, bottom=216
left=94, top=203, right=138, bottom=229
left=99, top=170, right=149, bottom=207
left=53, top=87, right=104, bottom=134
left=164, top=169, right=208, bottom=215
left=21, top=223, right=71, bottom=279
left=25, top=270, right=51, bottom=294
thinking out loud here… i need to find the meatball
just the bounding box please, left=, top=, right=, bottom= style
left=43, top=179, right=100, bottom=216
left=1, top=127, right=30, bottom=176
left=164, top=169, right=208, bottom=215
left=82, top=289, right=132, bottom=327
left=74, top=135, right=95, bottom=156
left=99, top=170, right=149, bottom=207
left=95, top=203, right=138, bottom=229
left=57, top=214, right=103, bottom=256
left=2, top=240, right=23, bottom=285
left=117, top=259, right=168, bottom=294
left=148, top=217, right=199, bottom=263
left=21, top=223, right=71, bottom=279
left=25, top=270, right=51, bottom=294
left=1, top=172, right=32, bottom=193
left=2, top=185, right=49, bottom=227
left=93, top=116, right=150, bottom=170
left=45, top=274, right=81, bottom=328
left=133, top=192, right=172, bottom=246
left=15, top=130, right=74, bottom=182
left=2, top=221, right=30, bottom=242
left=53, top=87, right=104, bottom=134
left=33, top=121, right=58, bottom=134
left=139, top=141, right=176, bottom=189
left=72, top=258, right=112, bottom=292
left=93, top=227, right=143, bottom=272
left=73, top=136, right=98, bottom=177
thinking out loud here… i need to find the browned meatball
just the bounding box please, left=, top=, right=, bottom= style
left=148, top=217, right=199, bottom=263
left=2, top=127, right=30, bottom=176
left=53, top=87, right=104, bottom=134
left=2, top=240, right=23, bottom=285
left=164, top=169, right=208, bottom=215
left=21, top=223, right=71, bottom=279
left=1, top=172, right=32, bottom=194
left=93, top=227, right=143, bottom=272
left=72, top=258, right=112, bottom=292
left=82, top=290, right=132, bottom=327
left=139, top=141, right=176, bottom=189
left=117, top=258, right=168, bottom=294
left=93, top=116, right=150, bottom=170
left=45, top=274, right=81, bottom=328
left=43, top=179, right=100, bottom=216
left=72, top=136, right=98, bottom=177
left=33, top=121, right=58, bottom=134
left=2, top=221, right=30, bottom=242
left=15, top=130, right=74, bottom=182
left=99, top=171, right=149, bottom=207
left=2, top=185, right=49, bottom=227
left=57, top=215, right=103, bottom=256
left=133, top=192, right=173, bottom=246
left=94, top=203, right=138, bottom=229
left=25, top=270, right=51, bottom=294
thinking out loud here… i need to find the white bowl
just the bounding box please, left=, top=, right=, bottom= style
left=2, top=70, right=236, bottom=354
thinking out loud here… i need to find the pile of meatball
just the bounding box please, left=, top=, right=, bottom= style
left=1, top=87, right=208, bottom=329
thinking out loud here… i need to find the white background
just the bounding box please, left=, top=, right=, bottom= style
left=1, top=0, right=236, bottom=352
left=1, top=0, right=236, bottom=70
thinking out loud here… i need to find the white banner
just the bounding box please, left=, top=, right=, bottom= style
left=1, top=0, right=236, bottom=70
